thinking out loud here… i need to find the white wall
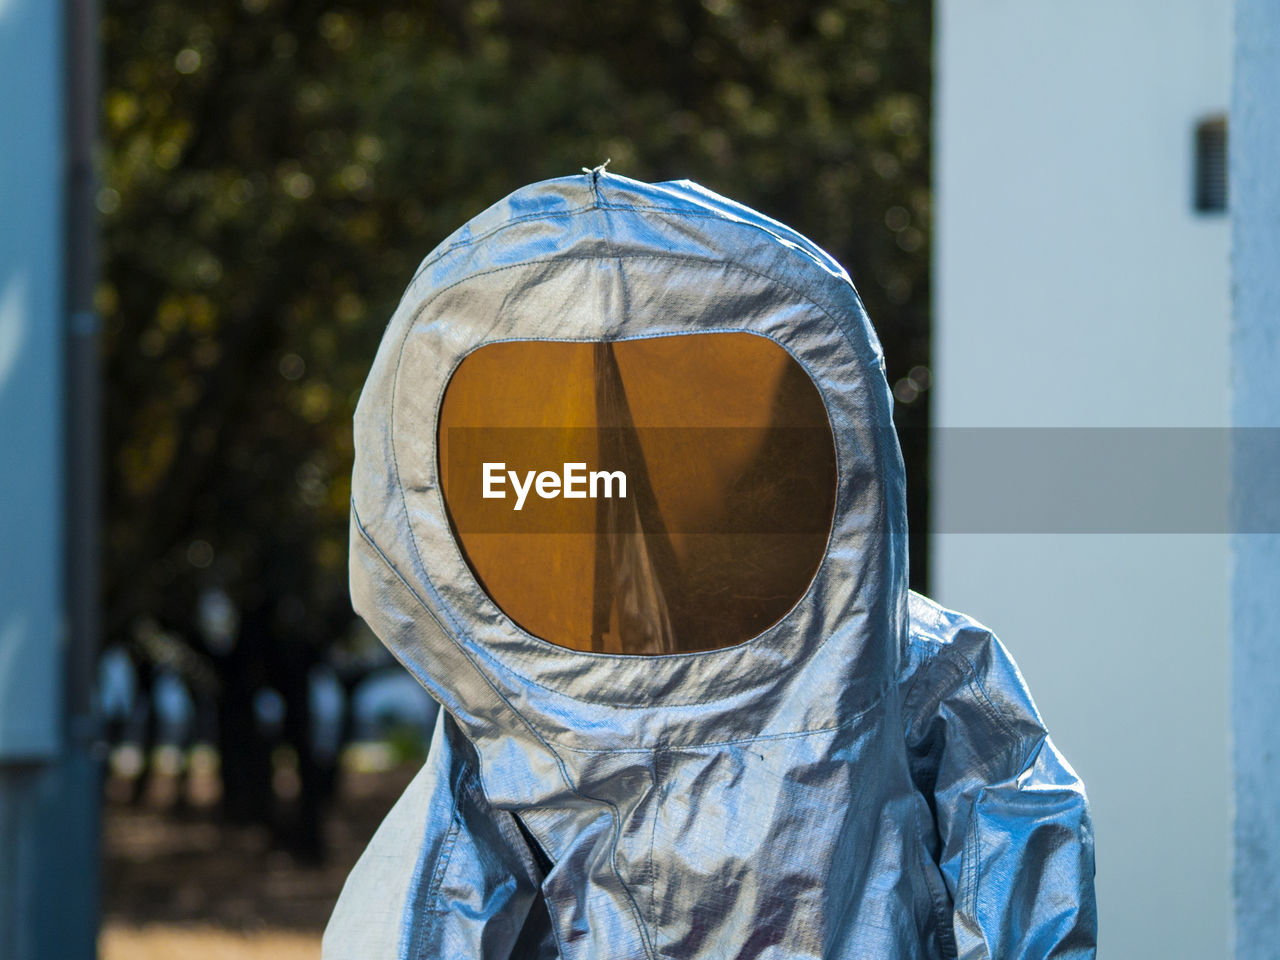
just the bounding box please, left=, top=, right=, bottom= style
left=933, top=2, right=1231, bottom=956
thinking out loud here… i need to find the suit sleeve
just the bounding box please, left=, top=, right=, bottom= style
left=323, top=711, right=556, bottom=960
left=902, top=598, right=1098, bottom=960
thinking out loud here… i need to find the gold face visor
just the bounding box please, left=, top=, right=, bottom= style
left=439, top=332, right=837, bottom=655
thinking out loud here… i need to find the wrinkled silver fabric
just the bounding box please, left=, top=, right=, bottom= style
left=323, top=172, right=1097, bottom=959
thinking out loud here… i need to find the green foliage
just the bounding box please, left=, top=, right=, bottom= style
left=101, top=0, right=932, bottom=645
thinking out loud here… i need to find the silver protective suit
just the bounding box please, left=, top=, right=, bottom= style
left=323, top=172, right=1098, bottom=959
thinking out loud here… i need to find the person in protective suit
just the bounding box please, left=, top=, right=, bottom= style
left=323, top=170, right=1097, bottom=959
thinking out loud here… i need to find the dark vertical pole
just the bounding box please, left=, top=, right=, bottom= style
left=56, top=0, right=104, bottom=951
left=65, top=0, right=100, bottom=751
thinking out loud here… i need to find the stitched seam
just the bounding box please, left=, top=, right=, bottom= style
left=899, top=639, right=932, bottom=715
left=965, top=676, right=1019, bottom=743
left=965, top=795, right=982, bottom=934
left=648, top=749, right=663, bottom=942
left=598, top=199, right=846, bottom=278
left=353, top=503, right=554, bottom=749
left=545, top=695, right=888, bottom=753
left=416, top=796, right=463, bottom=957
left=407, top=204, right=598, bottom=283
left=930, top=646, right=1021, bottom=743
left=908, top=794, right=960, bottom=960
left=544, top=891, right=569, bottom=960
left=898, top=675, right=960, bottom=960
left=1011, top=731, right=1050, bottom=789
left=426, top=804, right=463, bottom=911
left=410, top=198, right=846, bottom=288
left=901, top=643, right=967, bottom=743
left=520, top=819, right=571, bottom=959
left=396, top=766, right=453, bottom=960
left=411, top=761, right=475, bottom=956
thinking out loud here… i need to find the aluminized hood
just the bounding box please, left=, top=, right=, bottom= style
left=325, top=171, right=1096, bottom=960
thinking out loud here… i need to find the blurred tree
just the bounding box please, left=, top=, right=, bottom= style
left=100, top=0, right=931, bottom=856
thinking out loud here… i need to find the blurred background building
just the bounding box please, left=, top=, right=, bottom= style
left=933, top=2, right=1232, bottom=956
left=1, top=0, right=1277, bottom=957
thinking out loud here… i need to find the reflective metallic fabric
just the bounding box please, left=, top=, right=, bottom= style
left=323, top=172, right=1097, bottom=959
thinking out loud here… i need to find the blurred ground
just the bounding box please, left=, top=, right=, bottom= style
left=100, top=926, right=319, bottom=960
left=99, top=748, right=418, bottom=959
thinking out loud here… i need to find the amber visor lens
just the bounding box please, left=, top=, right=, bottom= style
left=438, top=333, right=837, bottom=654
